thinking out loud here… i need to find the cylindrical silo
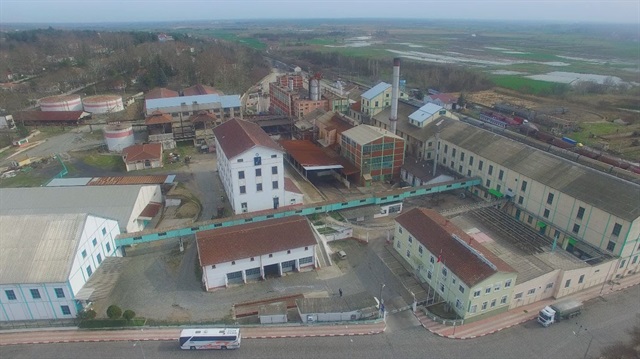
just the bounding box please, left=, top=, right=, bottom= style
left=104, top=123, right=134, bottom=152
left=39, top=95, right=83, bottom=112
left=310, top=78, right=320, bottom=101
left=83, top=95, right=124, bottom=114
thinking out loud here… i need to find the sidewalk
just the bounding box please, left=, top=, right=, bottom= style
left=0, top=321, right=386, bottom=346
left=415, top=273, right=640, bottom=339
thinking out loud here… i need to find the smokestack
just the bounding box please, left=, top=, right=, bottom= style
left=390, top=58, right=401, bottom=134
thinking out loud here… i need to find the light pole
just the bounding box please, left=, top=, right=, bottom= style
left=379, top=283, right=386, bottom=319
left=573, top=325, right=594, bottom=359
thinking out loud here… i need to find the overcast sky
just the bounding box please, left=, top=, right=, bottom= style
left=1, top=0, right=638, bottom=24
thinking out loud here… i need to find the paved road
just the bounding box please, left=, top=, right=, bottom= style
left=2, top=286, right=638, bottom=359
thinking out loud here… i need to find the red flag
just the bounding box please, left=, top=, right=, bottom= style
left=437, top=250, right=442, bottom=263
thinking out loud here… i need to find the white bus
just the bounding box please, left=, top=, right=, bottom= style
left=179, top=328, right=241, bottom=350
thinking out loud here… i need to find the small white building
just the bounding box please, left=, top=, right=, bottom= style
left=297, top=292, right=379, bottom=323
left=213, top=118, right=287, bottom=214
left=0, top=213, right=121, bottom=321
left=197, top=216, right=318, bottom=290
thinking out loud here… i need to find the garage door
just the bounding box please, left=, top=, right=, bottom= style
left=245, top=267, right=261, bottom=280
left=227, top=271, right=243, bottom=284
left=281, top=260, right=296, bottom=273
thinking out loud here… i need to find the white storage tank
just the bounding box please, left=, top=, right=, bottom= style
left=39, top=95, right=83, bottom=112
left=83, top=95, right=124, bottom=114
left=104, top=123, right=134, bottom=152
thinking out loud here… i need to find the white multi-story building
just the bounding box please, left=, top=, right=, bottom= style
left=213, top=118, right=288, bottom=214
left=0, top=213, right=121, bottom=321
left=197, top=216, right=317, bottom=290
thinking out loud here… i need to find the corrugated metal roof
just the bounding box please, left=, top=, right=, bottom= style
left=47, top=177, right=92, bottom=187
left=361, top=82, right=391, bottom=100
left=341, top=125, right=402, bottom=146
left=145, top=94, right=240, bottom=111
left=296, top=292, right=377, bottom=314
left=0, top=185, right=157, bottom=231
left=437, top=120, right=640, bottom=221
left=408, top=103, right=443, bottom=124
left=0, top=213, right=87, bottom=284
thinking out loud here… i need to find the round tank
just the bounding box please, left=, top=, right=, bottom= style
left=104, top=123, right=134, bottom=152
left=310, top=78, right=320, bottom=101
left=39, top=94, right=83, bottom=112
left=83, top=95, right=124, bottom=114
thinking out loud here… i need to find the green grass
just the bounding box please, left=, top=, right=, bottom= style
left=570, top=122, right=626, bottom=145
left=78, top=318, right=146, bottom=329
left=506, top=52, right=561, bottom=62
left=490, top=75, right=557, bottom=95
left=0, top=170, right=49, bottom=187
left=83, top=153, right=125, bottom=172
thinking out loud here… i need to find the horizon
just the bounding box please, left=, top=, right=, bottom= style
left=1, top=0, right=639, bottom=25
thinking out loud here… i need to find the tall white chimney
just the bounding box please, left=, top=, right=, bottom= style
left=390, top=58, right=401, bottom=134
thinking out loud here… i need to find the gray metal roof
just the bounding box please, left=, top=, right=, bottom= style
left=408, top=103, right=444, bottom=124
left=0, top=213, right=86, bottom=284
left=145, top=94, right=241, bottom=111
left=296, top=292, right=377, bottom=314
left=438, top=119, right=640, bottom=221
left=0, top=185, right=156, bottom=231
left=361, top=82, right=391, bottom=100
left=46, top=177, right=92, bottom=186
left=342, top=125, right=402, bottom=146
left=373, top=101, right=441, bottom=142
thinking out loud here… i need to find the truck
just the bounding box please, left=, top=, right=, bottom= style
left=537, top=299, right=583, bottom=327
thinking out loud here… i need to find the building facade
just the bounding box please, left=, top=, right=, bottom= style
left=0, top=213, right=121, bottom=321
left=393, top=208, right=517, bottom=322
left=213, top=118, right=286, bottom=214
left=196, top=216, right=317, bottom=290
left=340, top=125, right=405, bottom=185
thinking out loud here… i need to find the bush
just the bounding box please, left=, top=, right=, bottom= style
left=106, top=305, right=122, bottom=319
left=122, top=309, right=136, bottom=321
left=77, top=309, right=97, bottom=320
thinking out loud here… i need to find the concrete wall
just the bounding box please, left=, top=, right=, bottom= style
left=125, top=159, right=163, bottom=172
left=0, top=282, right=78, bottom=321
left=126, top=185, right=163, bottom=233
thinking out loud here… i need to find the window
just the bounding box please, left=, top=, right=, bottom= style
left=444, top=144, right=448, bottom=154
left=287, top=250, right=291, bottom=254
left=96, top=253, right=102, bottom=264
left=418, top=246, right=423, bottom=255
left=86, top=265, right=93, bottom=277
left=547, top=193, right=554, bottom=205
left=478, top=160, right=484, bottom=171
left=255, top=168, right=262, bottom=177
left=546, top=282, right=554, bottom=289
left=612, top=223, right=622, bottom=237
left=459, top=285, right=465, bottom=293
left=485, top=287, right=491, bottom=294
left=271, top=154, right=277, bottom=158
left=565, top=279, right=571, bottom=288
left=577, top=207, right=585, bottom=220
left=490, top=299, right=496, bottom=308
left=452, top=148, right=456, bottom=157
left=469, top=304, right=477, bottom=313
left=61, top=305, right=71, bottom=315
left=102, top=228, right=107, bottom=235
left=481, top=302, right=487, bottom=310
left=396, top=240, right=401, bottom=249
left=269, top=254, right=273, bottom=258
left=505, top=279, right=512, bottom=288
left=460, top=152, right=465, bottom=161
left=527, top=215, right=533, bottom=224
left=250, top=257, right=255, bottom=262
left=427, top=270, right=432, bottom=279
left=518, top=196, right=524, bottom=205
left=442, top=268, right=448, bottom=277
left=272, top=181, right=279, bottom=189
left=467, top=170, right=472, bottom=177
left=521, top=180, right=527, bottom=192
left=439, top=282, right=445, bottom=293
left=455, top=299, right=463, bottom=310
left=241, top=202, right=248, bottom=212
left=543, top=209, right=550, bottom=218
left=55, top=288, right=65, bottom=298
left=211, top=265, right=216, bottom=269
left=231, top=261, right=236, bottom=265
left=5, top=290, right=16, bottom=300
left=486, top=179, right=491, bottom=187
left=238, top=171, right=245, bottom=179
left=257, top=183, right=263, bottom=191
left=578, top=274, right=584, bottom=284
left=527, top=288, right=536, bottom=295
left=500, top=296, right=507, bottom=304
left=239, top=185, right=246, bottom=194
left=514, top=292, right=523, bottom=299
left=406, top=250, right=411, bottom=258
left=408, top=236, right=413, bottom=244
left=92, top=238, right=97, bottom=247
left=305, top=246, right=309, bottom=251
left=572, top=224, right=580, bottom=234
left=619, top=260, right=626, bottom=268
left=632, top=255, right=638, bottom=264
left=106, top=242, right=111, bottom=253
left=488, top=165, right=493, bottom=175
left=494, top=283, right=501, bottom=291
left=473, top=290, right=481, bottom=298
left=469, top=156, right=474, bottom=166
left=82, top=250, right=87, bottom=259
left=272, top=166, right=278, bottom=175
left=254, top=155, right=262, bottom=166
left=452, top=277, right=457, bottom=284
left=237, top=159, right=243, bottom=163
left=607, top=241, right=616, bottom=252
left=429, top=255, right=434, bottom=264
left=498, top=169, right=504, bottom=180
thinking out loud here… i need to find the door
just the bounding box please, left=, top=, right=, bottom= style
left=273, top=197, right=279, bottom=209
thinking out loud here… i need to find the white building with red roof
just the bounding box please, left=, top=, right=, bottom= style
left=196, top=216, right=317, bottom=290
left=213, top=118, right=289, bottom=214
left=122, top=143, right=163, bottom=172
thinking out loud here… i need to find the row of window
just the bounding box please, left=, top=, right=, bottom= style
left=238, top=166, right=278, bottom=179
left=5, top=287, right=65, bottom=301
left=211, top=247, right=311, bottom=268
left=236, top=154, right=278, bottom=164
left=239, top=181, right=279, bottom=194
left=469, top=296, right=508, bottom=314
left=81, top=242, right=112, bottom=261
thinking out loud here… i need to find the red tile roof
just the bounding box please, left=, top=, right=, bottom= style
left=145, top=111, right=173, bottom=125
left=395, top=208, right=515, bottom=286
left=139, top=202, right=162, bottom=218
left=87, top=175, right=170, bottom=186
left=212, top=118, right=282, bottom=159
left=145, top=87, right=179, bottom=100
left=279, top=140, right=359, bottom=175
left=190, top=111, right=217, bottom=123
left=183, top=84, right=223, bottom=96
left=284, top=177, right=302, bottom=194
left=13, top=111, right=87, bottom=122
left=122, top=143, right=163, bottom=162
left=427, top=93, right=457, bottom=104
left=197, top=216, right=317, bottom=266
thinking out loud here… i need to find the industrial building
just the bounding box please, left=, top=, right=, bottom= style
left=12, top=111, right=91, bottom=127
left=0, top=185, right=163, bottom=233
left=0, top=213, right=121, bottom=321
left=196, top=216, right=317, bottom=290
left=122, top=143, right=163, bottom=171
